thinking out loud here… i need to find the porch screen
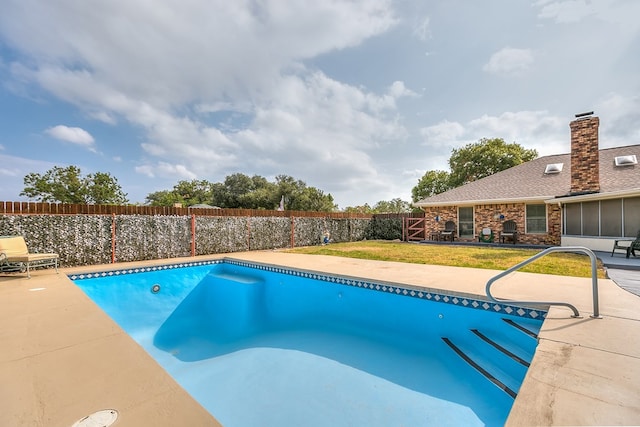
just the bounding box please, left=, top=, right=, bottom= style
left=624, top=197, right=640, bottom=237
left=564, top=197, right=640, bottom=237
left=601, top=199, right=622, bottom=237
left=582, top=201, right=599, bottom=236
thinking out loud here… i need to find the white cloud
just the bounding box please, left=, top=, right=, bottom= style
left=420, top=120, right=466, bottom=146
left=135, top=162, right=197, bottom=180
left=535, top=0, right=596, bottom=23
left=388, top=81, right=418, bottom=99
left=1, top=1, right=637, bottom=207
left=1, top=1, right=397, bottom=108
left=45, top=125, right=95, bottom=147
left=595, top=93, right=640, bottom=148
left=413, top=16, right=431, bottom=41
left=535, top=0, right=640, bottom=30
left=0, top=1, right=405, bottom=206
left=420, top=112, right=568, bottom=159
left=483, top=48, right=534, bottom=75
left=467, top=111, right=566, bottom=155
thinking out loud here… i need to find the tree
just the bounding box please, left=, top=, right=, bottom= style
left=21, top=166, right=128, bottom=204
left=411, top=170, right=452, bottom=202
left=86, top=172, right=128, bottom=204
left=411, top=138, right=538, bottom=202
left=145, top=190, right=184, bottom=207
left=341, top=199, right=412, bottom=213
left=275, top=175, right=336, bottom=212
left=343, top=204, right=374, bottom=214
left=145, top=173, right=336, bottom=211
left=295, top=187, right=336, bottom=212
left=448, top=138, right=537, bottom=187
left=220, top=173, right=257, bottom=208
left=172, top=180, right=214, bottom=206
left=372, top=198, right=412, bottom=213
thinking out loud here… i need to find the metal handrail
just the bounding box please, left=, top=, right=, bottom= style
left=486, top=246, right=600, bottom=319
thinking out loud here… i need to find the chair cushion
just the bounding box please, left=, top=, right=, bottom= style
left=0, top=236, right=58, bottom=262
left=0, top=236, right=29, bottom=257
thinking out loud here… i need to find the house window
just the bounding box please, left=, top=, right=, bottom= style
left=458, top=207, right=474, bottom=238
left=526, top=204, right=546, bottom=234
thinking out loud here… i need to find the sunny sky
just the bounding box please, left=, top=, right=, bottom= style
left=0, top=0, right=638, bottom=209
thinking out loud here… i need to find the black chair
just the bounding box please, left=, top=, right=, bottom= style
left=626, top=231, right=640, bottom=258
left=440, top=221, right=456, bottom=242
left=500, top=220, right=518, bottom=244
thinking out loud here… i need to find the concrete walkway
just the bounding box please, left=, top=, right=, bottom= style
left=1, top=251, right=640, bottom=426
left=596, top=250, right=640, bottom=297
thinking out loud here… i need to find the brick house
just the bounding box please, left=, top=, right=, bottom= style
left=412, top=113, right=640, bottom=251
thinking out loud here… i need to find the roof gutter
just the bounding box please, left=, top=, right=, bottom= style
left=546, top=188, right=640, bottom=204
left=413, top=195, right=555, bottom=208
left=413, top=189, right=640, bottom=209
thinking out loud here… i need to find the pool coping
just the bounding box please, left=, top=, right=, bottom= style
left=2, top=251, right=640, bottom=426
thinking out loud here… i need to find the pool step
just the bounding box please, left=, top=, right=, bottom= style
left=442, top=337, right=518, bottom=398
left=470, top=329, right=530, bottom=367
left=502, top=317, right=539, bottom=339
left=442, top=318, right=541, bottom=398
left=209, top=271, right=263, bottom=284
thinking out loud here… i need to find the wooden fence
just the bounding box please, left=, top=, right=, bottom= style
left=0, top=201, right=424, bottom=220
left=0, top=201, right=369, bottom=218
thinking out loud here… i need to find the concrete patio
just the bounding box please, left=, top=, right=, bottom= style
left=1, top=250, right=639, bottom=426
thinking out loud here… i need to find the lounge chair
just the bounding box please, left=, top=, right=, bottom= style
left=0, top=236, right=59, bottom=278
left=440, top=221, right=456, bottom=242
left=500, top=220, right=518, bottom=244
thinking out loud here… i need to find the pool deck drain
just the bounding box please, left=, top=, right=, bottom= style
left=1, top=251, right=640, bottom=426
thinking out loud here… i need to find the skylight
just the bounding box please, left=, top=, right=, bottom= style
left=544, top=163, right=563, bottom=174
left=614, top=155, right=637, bottom=166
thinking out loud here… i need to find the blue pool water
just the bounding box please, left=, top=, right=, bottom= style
left=72, top=259, right=545, bottom=427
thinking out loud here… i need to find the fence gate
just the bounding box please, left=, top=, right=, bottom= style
left=404, top=217, right=426, bottom=241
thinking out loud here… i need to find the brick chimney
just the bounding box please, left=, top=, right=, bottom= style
left=569, top=112, right=600, bottom=194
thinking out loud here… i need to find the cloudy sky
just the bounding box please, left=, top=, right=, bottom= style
left=0, top=0, right=638, bottom=208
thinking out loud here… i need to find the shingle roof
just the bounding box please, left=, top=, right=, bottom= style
left=414, top=144, right=640, bottom=206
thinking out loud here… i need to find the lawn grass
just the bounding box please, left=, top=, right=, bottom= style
left=285, top=240, right=605, bottom=278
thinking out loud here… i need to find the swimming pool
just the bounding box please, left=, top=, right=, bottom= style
left=71, top=259, right=545, bottom=427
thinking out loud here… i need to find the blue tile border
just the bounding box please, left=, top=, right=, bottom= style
left=225, top=259, right=547, bottom=321
left=68, top=259, right=223, bottom=281
left=69, top=257, right=547, bottom=320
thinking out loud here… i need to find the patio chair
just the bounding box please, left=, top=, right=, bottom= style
left=626, top=232, right=640, bottom=258
left=440, top=221, right=456, bottom=242
left=0, top=236, right=59, bottom=278
left=612, top=230, right=640, bottom=257
left=500, top=220, right=518, bottom=244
